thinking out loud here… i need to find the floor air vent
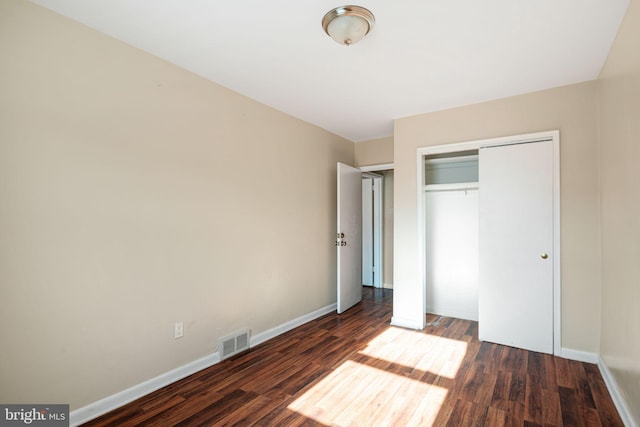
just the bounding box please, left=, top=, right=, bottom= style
left=219, top=329, right=250, bottom=360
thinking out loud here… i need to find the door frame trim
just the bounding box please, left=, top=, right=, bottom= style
left=416, top=130, right=561, bottom=355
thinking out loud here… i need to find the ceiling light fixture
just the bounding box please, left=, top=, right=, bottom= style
left=322, top=5, right=375, bottom=46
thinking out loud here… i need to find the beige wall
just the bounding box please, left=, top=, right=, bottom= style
left=354, top=136, right=394, bottom=167
left=394, top=81, right=602, bottom=352
left=598, top=0, right=640, bottom=423
left=0, top=0, right=353, bottom=409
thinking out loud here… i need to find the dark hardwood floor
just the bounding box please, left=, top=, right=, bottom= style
left=84, top=287, right=623, bottom=426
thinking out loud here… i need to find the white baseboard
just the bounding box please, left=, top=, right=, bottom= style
left=250, top=303, right=336, bottom=348
left=382, top=283, right=393, bottom=289
left=70, top=352, right=221, bottom=426
left=390, top=316, right=423, bottom=330
left=598, top=358, right=638, bottom=427
left=560, top=347, right=599, bottom=364
left=70, top=303, right=337, bottom=426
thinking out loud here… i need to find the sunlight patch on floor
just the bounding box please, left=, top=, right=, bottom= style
left=359, top=327, right=468, bottom=379
left=288, top=360, right=448, bottom=426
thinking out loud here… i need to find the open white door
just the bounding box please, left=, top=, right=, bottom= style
left=479, top=140, right=554, bottom=354
left=337, top=162, right=362, bottom=314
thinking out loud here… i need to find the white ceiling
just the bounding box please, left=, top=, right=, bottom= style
left=30, top=0, right=629, bottom=142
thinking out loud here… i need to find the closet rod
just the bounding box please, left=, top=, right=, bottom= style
left=424, top=182, right=479, bottom=193
left=424, top=188, right=478, bottom=193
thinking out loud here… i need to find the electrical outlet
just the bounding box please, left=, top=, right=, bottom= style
left=173, top=322, right=184, bottom=339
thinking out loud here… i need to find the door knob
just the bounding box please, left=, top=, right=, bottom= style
left=540, top=253, right=548, bottom=259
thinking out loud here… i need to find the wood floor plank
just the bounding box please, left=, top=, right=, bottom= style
left=555, top=356, right=577, bottom=388
left=501, top=345, right=529, bottom=375
left=542, top=353, right=559, bottom=391
left=210, top=395, right=283, bottom=427
left=541, top=389, right=562, bottom=426
left=559, top=386, right=584, bottom=427
left=252, top=405, right=306, bottom=427
left=479, top=341, right=505, bottom=375
left=485, top=406, right=507, bottom=427
left=581, top=407, right=604, bottom=427
left=504, top=401, right=526, bottom=427
left=491, top=369, right=513, bottom=408
left=142, top=388, right=226, bottom=426
left=174, top=389, right=257, bottom=426
left=125, top=396, right=186, bottom=426
left=278, top=363, right=329, bottom=397
left=82, top=287, right=624, bottom=427
left=525, top=373, right=544, bottom=424
left=509, top=371, right=528, bottom=404
left=528, top=352, right=546, bottom=385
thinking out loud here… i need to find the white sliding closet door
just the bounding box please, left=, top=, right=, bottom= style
left=479, top=141, right=554, bottom=354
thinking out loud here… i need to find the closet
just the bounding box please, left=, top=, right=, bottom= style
left=424, top=151, right=479, bottom=321
left=420, top=132, right=558, bottom=355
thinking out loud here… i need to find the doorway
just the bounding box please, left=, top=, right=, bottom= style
left=362, top=173, right=383, bottom=288
left=361, top=165, right=394, bottom=291
left=418, top=131, right=561, bottom=355
left=336, top=163, right=394, bottom=314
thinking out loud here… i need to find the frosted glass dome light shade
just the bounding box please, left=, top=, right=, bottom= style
left=322, top=6, right=375, bottom=46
